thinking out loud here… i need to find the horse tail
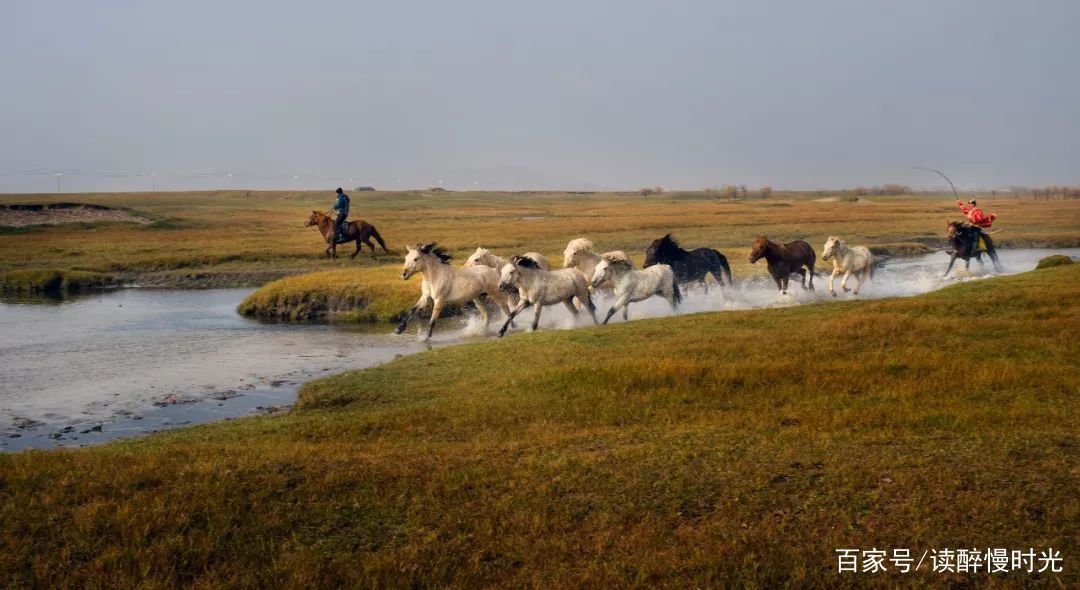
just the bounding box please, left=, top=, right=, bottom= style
left=672, top=280, right=682, bottom=305
left=714, top=250, right=733, bottom=286
left=370, top=226, right=389, bottom=254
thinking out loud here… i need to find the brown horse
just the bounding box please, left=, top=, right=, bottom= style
left=749, top=236, right=817, bottom=294
left=306, top=211, right=389, bottom=259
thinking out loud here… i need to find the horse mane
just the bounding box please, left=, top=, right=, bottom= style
left=563, top=238, right=594, bottom=260
left=601, top=250, right=631, bottom=264
left=416, top=242, right=452, bottom=263
left=655, top=233, right=682, bottom=254
left=601, top=252, right=633, bottom=270
left=511, top=255, right=541, bottom=269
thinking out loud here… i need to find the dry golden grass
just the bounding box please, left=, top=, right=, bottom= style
left=2, top=190, right=1079, bottom=291
left=1, top=265, right=1078, bottom=588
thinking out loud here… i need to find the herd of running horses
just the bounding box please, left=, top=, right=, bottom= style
left=307, top=209, right=1000, bottom=340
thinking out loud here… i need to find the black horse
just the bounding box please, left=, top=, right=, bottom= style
left=644, top=234, right=733, bottom=289
left=945, top=221, right=1000, bottom=276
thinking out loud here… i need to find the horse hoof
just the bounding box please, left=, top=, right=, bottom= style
left=842, top=287, right=850, bottom=292
left=830, top=291, right=836, bottom=297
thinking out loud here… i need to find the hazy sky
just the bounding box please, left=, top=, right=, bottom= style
left=2, top=0, right=1078, bottom=192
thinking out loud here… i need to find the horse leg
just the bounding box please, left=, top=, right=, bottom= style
left=584, top=292, right=599, bottom=324
left=797, top=268, right=808, bottom=290
left=425, top=299, right=445, bottom=340
left=602, top=305, right=619, bottom=325
left=852, top=270, right=864, bottom=295
left=530, top=300, right=544, bottom=332
left=351, top=239, right=362, bottom=259
left=841, top=270, right=852, bottom=292
left=472, top=297, right=490, bottom=328
left=944, top=254, right=958, bottom=277
left=394, top=294, right=430, bottom=334
left=562, top=299, right=580, bottom=316
left=828, top=268, right=839, bottom=296
left=498, top=300, right=530, bottom=337
left=771, top=268, right=784, bottom=294
left=623, top=306, right=629, bottom=321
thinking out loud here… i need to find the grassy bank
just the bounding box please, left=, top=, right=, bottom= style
left=2, top=265, right=1078, bottom=587
left=237, top=269, right=416, bottom=322
left=0, top=268, right=117, bottom=294
left=3, top=190, right=1080, bottom=292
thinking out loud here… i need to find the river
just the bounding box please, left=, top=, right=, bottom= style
left=2, top=248, right=1076, bottom=451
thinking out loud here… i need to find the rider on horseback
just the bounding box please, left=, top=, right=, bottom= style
left=956, top=197, right=995, bottom=253
left=332, top=187, right=350, bottom=243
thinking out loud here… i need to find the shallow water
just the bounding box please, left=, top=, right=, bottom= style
left=1, top=249, right=1076, bottom=450
left=0, top=289, right=432, bottom=450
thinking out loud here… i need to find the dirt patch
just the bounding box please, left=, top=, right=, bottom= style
left=0, top=203, right=151, bottom=227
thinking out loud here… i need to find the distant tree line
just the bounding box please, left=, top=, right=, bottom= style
left=851, top=184, right=911, bottom=196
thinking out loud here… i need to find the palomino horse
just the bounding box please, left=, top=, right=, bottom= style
left=497, top=256, right=598, bottom=336
left=822, top=236, right=874, bottom=296
left=306, top=211, right=388, bottom=259
left=749, top=236, right=816, bottom=294
left=643, top=234, right=732, bottom=290
left=590, top=252, right=680, bottom=324
left=945, top=221, right=1001, bottom=277
left=562, top=237, right=628, bottom=290
left=395, top=243, right=511, bottom=340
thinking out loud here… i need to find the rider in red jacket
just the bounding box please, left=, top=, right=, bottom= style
left=957, top=198, right=996, bottom=228
left=955, top=198, right=995, bottom=256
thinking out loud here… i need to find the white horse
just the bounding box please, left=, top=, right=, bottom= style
left=497, top=256, right=598, bottom=336
left=590, top=253, right=681, bottom=324
left=822, top=236, right=874, bottom=296
left=464, top=247, right=551, bottom=271
left=562, top=237, right=627, bottom=290
left=395, top=243, right=511, bottom=339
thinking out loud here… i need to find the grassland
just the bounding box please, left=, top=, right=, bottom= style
left=2, top=264, right=1077, bottom=587
left=5, top=189, right=1077, bottom=320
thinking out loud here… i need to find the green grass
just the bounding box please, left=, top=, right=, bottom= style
left=236, top=269, right=417, bottom=322
left=1036, top=254, right=1074, bottom=269
left=2, top=265, right=1078, bottom=587
left=0, top=268, right=117, bottom=294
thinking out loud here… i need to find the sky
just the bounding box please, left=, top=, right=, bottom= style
left=1, top=0, right=1078, bottom=192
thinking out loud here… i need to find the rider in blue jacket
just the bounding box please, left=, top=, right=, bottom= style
left=332, top=187, right=350, bottom=242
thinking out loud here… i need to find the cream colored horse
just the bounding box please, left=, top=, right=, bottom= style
left=395, top=243, right=511, bottom=339
left=590, top=253, right=681, bottom=324
left=464, top=248, right=551, bottom=271
left=497, top=256, right=598, bottom=336
left=562, top=237, right=627, bottom=290
left=822, top=236, right=874, bottom=296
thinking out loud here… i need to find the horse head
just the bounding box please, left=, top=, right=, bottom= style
left=822, top=236, right=842, bottom=261
left=562, top=238, right=594, bottom=269
left=749, top=236, right=770, bottom=264
left=463, top=247, right=490, bottom=268
left=304, top=210, right=322, bottom=227
left=644, top=234, right=677, bottom=267
left=497, top=259, right=524, bottom=292
left=401, top=242, right=451, bottom=279
left=946, top=221, right=963, bottom=241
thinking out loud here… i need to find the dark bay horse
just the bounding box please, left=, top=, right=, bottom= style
left=945, top=221, right=1000, bottom=276
left=643, top=234, right=733, bottom=290
left=306, top=211, right=389, bottom=259
left=749, top=236, right=816, bottom=294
